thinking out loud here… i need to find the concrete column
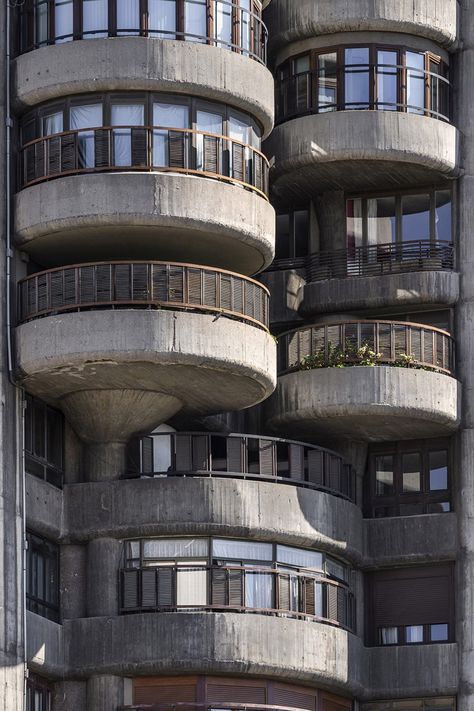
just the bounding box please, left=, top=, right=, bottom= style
left=313, top=191, right=347, bottom=252
left=456, top=3, right=474, bottom=709
left=85, top=442, right=128, bottom=483
left=60, top=545, right=87, bottom=620
left=86, top=538, right=122, bottom=618
left=87, top=675, right=124, bottom=711
left=53, top=681, right=87, bottom=711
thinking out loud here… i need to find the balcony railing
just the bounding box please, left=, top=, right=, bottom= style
left=277, top=321, right=455, bottom=376
left=18, top=0, right=268, bottom=64
left=19, top=125, right=269, bottom=197
left=122, top=705, right=321, bottom=711
left=18, top=262, right=270, bottom=331
left=120, top=564, right=356, bottom=632
left=126, top=431, right=357, bottom=502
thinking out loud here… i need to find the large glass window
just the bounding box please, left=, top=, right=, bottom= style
left=70, top=102, right=103, bottom=168
left=26, top=532, right=59, bottom=622
left=117, top=0, right=140, bottom=36
left=149, top=0, right=177, bottom=38
left=345, top=47, right=370, bottom=109
left=406, top=51, right=425, bottom=115
left=184, top=0, right=207, bottom=42
left=318, top=53, right=337, bottom=112
left=25, top=396, right=64, bottom=488
left=274, top=209, right=310, bottom=263
left=377, top=50, right=398, bottom=110
left=82, top=0, right=108, bottom=38
left=111, top=103, right=145, bottom=166
left=55, top=0, right=74, bottom=42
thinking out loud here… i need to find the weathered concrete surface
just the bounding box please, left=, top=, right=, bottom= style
left=259, top=269, right=305, bottom=326
left=87, top=675, right=124, bottom=711
left=26, top=611, right=64, bottom=677
left=25, top=472, right=63, bottom=541
left=300, top=271, right=460, bottom=317
left=53, top=681, right=87, bottom=711
left=266, top=367, right=461, bottom=442
left=15, top=309, right=276, bottom=426
left=266, top=0, right=458, bottom=53
left=14, top=174, right=275, bottom=276
left=266, top=112, right=460, bottom=200
left=13, top=38, right=274, bottom=138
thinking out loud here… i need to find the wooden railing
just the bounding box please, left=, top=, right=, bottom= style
left=19, top=0, right=268, bottom=64
left=126, top=431, right=357, bottom=502
left=18, top=261, right=270, bottom=331
left=19, top=125, right=269, bottom=197
left=277, top=321, right=455, bottom=376
left=120, top=564, right=356, bottom=632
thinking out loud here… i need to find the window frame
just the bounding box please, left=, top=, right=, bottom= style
left=26, top=531, right=60, bottom=622
left=24, top=395, right=64, bottom=488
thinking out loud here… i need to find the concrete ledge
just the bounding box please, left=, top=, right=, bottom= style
left=26, top=473, right=63, bottom=541
left=62, top=477, right=363, bottom=563
left=265, top=367, right=461, bottom=442
left=14, top=173, right=275, bottom=275
left=64, top=613, right=364, bottom=693
left=13, top=38, right=274, bottom=137
left=299, top=271, right=459, bottom=317
left=266, top=0, right=458, bottom=53
left=363, top=643, right=458, bottom=699
left=15, top=309, right=276, bottom=417
left=364, top=513, right=457, bottom=568
left=26, top=611, right=64, bottom=676
left=266, top=112, right=460, bottom=199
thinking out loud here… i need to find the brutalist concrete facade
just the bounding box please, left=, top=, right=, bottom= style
left=0, top=1, right=473, bottom=710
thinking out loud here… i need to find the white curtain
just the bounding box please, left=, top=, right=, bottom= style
left=239, top=0, right=251, bottom=54
left=153, top=103, right=189, bottom=166
left=212, top=538, right=272, bottom=561
left=82, top=0, right=108, bottom=37
left=42, top=112, right=63, bottom=136
left=70, top=104, right=103, bottom=168
left=111, top=104, right=144, bottom=166
left=176, top=564, right=208, bottom=606
left=276, top=544, right=323, bottom=571
left=184, top=0, right=207, bottom=42
left=406, top=625, right=424, bottom=643
left=55, top=0, right=74, bottom=43
left=36, top=0, right=49, bottom=45
left=149, top=0, right=176, bottom=38
left=143, top=538, right=209, bottom=560
left=117, top=0, right=140, bottom=35
left=244, top=569, right=273, bottom=609
left=195, top=110, right=223, bottom=171
left=215, top=0, right=232, bottom=48
left=381, top=627, right=398, bottom=645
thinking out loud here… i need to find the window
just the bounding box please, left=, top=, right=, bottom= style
left=274, top=209, right=310, bottom=263
left=25, top=396, right=64, bottom=488
left=361, top=697, right=456, bottom=711
left=26, top=532, right=59, bottom=622
left=367, top=564, right=454, bottom=646
left=367, top=439, right=451, bottom=518
left=26, top=675, right=53, bottom=711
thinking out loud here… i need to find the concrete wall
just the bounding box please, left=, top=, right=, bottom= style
left=13, top=38, right=274, bottom=138
left=26, top=611, right=64, bottom=677
left=259, top=269, right=305, bottom=326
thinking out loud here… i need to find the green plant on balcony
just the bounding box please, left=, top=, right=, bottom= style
left=300, top=341, right=382, bottom=369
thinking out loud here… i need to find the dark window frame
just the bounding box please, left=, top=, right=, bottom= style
left=26, top=674, right=53, bottom=711
left=24, top=395, right=64, bottom=489
left=26, top=532, right=60, bottom=623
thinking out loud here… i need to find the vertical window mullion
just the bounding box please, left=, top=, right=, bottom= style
left=109, top=0, right=116, bottom=36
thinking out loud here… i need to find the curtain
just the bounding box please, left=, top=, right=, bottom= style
left=406, top=625, right=424, bottom=643
left=55, top=0, right=73, bottom=43
left=276, top=544, right=323, bottom=571
left=184, top=0, right=207, bottom=42
left=149, top=0, right=176, bottom=38
left=153, top=103, right=189, bottom=166
left=70, top=104, right=103, bottom=168
left=215, top=0, right=232, bottom=49
left=212, top=538, right=272, bottom=561
left=82, top=0, right=108, bottom=38
left=143, top=538, right=209, bottom=560
left=117, top=0, right=140, bottom=35
left=176, top=564, right=208, bottom=606
left=42, top=112, right=63, bottom=136
left=239, top=0, right=251, bottom=54
left=35, top=0, right=49, bottom=46
left=244, top=569, right=273, bottom=609
left=381, top=627, right=398, bottom=645
left=152, top=434, right=173, bottom=473
left=111, top=104, right=145, bottom=166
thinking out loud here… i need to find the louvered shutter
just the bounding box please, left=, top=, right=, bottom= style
left=140, top=569, right=157, bottom=608
left=36, top=141, right=45, bottom=180
left=131, top=263, right=149, bottom=301
left=168, top=131, right=185, bottom=168
left=169, top=266, right=184, bottom=303
left=203, top=135, right=218, bottom=173
left=220, top=274, right=232, bottom=311
left=175, top=435, right=192, bottom=472
left=94, top=129, right=110, bottom=168
left=187, top=268, right=202, bottom=305
left=122, top=569, right=139, bottom=610
left=307, top=449, right=324, bottom=486
left=270, top=684, right=316, bottom=711
left=337, top=586, right=347, bottom=626
left=131, top=127, right=148, bottom=167
left=79, top=265, right=95, bottom=304
left=303, top=578, right=315, bottom=615
left=36, top=274, right=49, bottom=314
left=278, top=574, right=291, bottom=611
left=47, top=136, right=61, bottom=175
left=49, top=271, right=63, bottom=312
left=202, top=271, right=217, bottom=307
left=95, top=264, right=112, bottom=302
left=60, top=133, right=76, bottom=172
left=259, top=439, right=274, bottom=477
left=327, top=583, right=338, bottom=622
left=232, top=142, right=245, bottom=181
left=63, top=268, right=77, bottom=306
left=151, top=264, right=169, bottom=302
left=211, top=568, right=227, bottom=606
left=141, top=436, right=154, bottom=474
left=114, top=263, right=132, bottom=301
left=226, top=437, right=243, bottom=473
left=289, top=444, right=304, bottom=480
left=228, top=569, right=244, bottom=606
left=133, top=679, right=197, bottom=706
left=157, top=567, right=174, bottom=607
left=206, top=682, right=266, bottom=705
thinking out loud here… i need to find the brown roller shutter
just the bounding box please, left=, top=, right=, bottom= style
left=206, top=679, right=266, bottom=705
left=47, top=136, right=61, bottom=175
left=303, top=578, right=315, bottom=615
left=277, top=574, right=291, bottom=611
left=168, top=130, right=185, bottom=168
left=307, top=449, right=324, bottom=487
left=327, top=583, right=338, bottom=622
left=321, top=692, right=352, bottom=711
left=203, top=135, right=218, bottom=173
left=228, top=568, right=244, bottom=606
left=226, top=437, right=243, bottom=473
left=232, top=142, right=245, bottom=181
left=211, top=567, right=227, bottom=606
left=78, top=265, right=95, bottom=304
left=133, top=677, right=197, bottom=706
left=269, top=682, right=316, bottom=711
left=60, top=133, right=76, bottom=172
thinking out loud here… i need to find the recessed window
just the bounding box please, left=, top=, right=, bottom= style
left=402, top=453, right=421, bottom=493
left=430, top=623, right=449, bottom=641
left=375, top=455, right=394, bottom=495
left=25, top=395, right=64, bottom=488
left=406, top=625, right=424, bottom=643
left=429, top=450, right=449, bottom=491
left=27, top=674, right=53, bottom=711
left=274, top=209, right=310, bottom=263
left=380, top=627, right=398, bottom=645
left=26, top=532, right=59, bottom=622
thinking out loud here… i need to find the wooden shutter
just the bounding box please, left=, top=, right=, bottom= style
left=94, top=129, right=110, bottom=168
left=140, top=569, right=157, bottom=608
left=303, top=578, right=315, bottom=615
left=226, top=437, right=243, bottom=473
left=307, top=449, right=324, bottom=486
left=122, top=569, right=139, bottom=609
left=277, top=574, right=291, bottom=611
left=321, top=693, right=352, bottom=711
left=169, top=131, right=185, bottom=168
left=259, top=439, right=274, bottom=477
left=206, top=680, right=266, bottom=704
left=203, top=135, right=218, bottom=173
left=47, top=136, right=61, bottom=175
left=289, top=444, right=305, bottom=480
left=269, top=682, right=317, bottom=711
left=131, top=127, right=148, bottom=166
left=60, top=133, right=76, bottom=172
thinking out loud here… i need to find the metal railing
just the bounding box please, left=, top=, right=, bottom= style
left=126, top=431, right=357, bottom=502
left=19, top=0, right=268, bottom=64
left=122, top=705, right=322, bottom=711
left=19, top=125, right=269, bottom=197
left=306, top=241, right=455, bottom=281
left=276, top=63, right=450, bottom=124
left=120, top=563, right=356, bottom=631
left=18, top=261, right=270, bottom=330
left=277, top=320, right=455, bottom=376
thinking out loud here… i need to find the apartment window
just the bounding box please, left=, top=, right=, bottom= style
left=361, top=698, right=456, bottom=711
left=26, top=675, right=53, bottom=711
left=275, top=209, right=310, bottom=263
left=367, top=564, right=454, bottom=646
left=24, top=395, right=64, bottom=488
left=367, top=439, right=451, bottom=518
left=26, top=532, right=60, bottom=622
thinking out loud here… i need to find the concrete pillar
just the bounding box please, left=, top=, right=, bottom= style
left=84, top=441, right=128, bottom=483
left=86, top=538, right=123, bottom=618
left=53, top=680, right=87, bottom=711
left=87, top=675, right=124, bottom=711
left=60, top=545, right=87, bottom=620
left=456, top=2, right=474, bottom=709
left=313, top=191, right=347, bottom=252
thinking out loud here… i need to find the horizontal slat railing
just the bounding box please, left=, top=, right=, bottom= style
left=18, top=262, right=270, bottom=331
left=120, top=564, right=356, bottom=632
left=306, top=241, right=455, bottom=281
left=19, top=125, right=269, bottom=197
left=278, top=321, right=455, bottom=376
left=19, top=0, right=268, bottom=64
left=121, top=705, right=320, bottom=711
left=126, top=431, right=357, bottom=502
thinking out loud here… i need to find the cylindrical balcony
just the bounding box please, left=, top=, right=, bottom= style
left=16, top=262, right=276, bottom=471
left=265, top=320, right=460, bottom=441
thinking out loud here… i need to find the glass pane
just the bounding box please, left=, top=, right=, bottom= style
left=184, top=0, right=207, bottom=42
left=402, top=452, right=421, bottom=492
left=276, top=545, right=323, bottom=571
left=318, top=52, right=337, bottom=112
left=153, top=434, right=173, bottom=473
left=275, top=214, right=291, bottom=260
left=367, top=196, right=396, bottom=246
left=229, top=114, right=249, bottom=144
left=407, top=51, right=425, bottom=114
left=406, top=625, right=424, bottom=643
left=214, top=0, right=232, bottom=49
left=111, top=104, right=145, bottom=166
left=42, top=112, right=63, bottom=136
left=346, top=198, right=364, bottom=250
left=380, top=627, right=398, bottom=645
left=70, top=103, right=103, bottom=169
left=326, top=557, right=349, bottom=582
left=345, top=48, right=370, bottom=109
left=196, top=110, right=223, bottom=171
left=294, top=210, right=309, bottom=257
left=377, top=50, right=398, bottom=110
left=401, top=194, right=430, bottom=242
left=435, top=191, right=452, bottom=241
left=143, top=538, right=209, bottom=560
left=149, top=0, right=177, bottom=38
left=240, top=0, right=251, bottom=54
left=375, top=455, right=394, bottom=495
left=82, top=0, right=108, bottom=38
left=245, top=570, right=273, bottom=608
left=153, top=103, right=189, bottom=166
left=55, top=0, right=74, bottom=43
left=430, top=623, right=448, bottom=641
left=176, top=566, right=207, bottom=606
left=117, top=0, right=140, bottom=35
left=212, top=538, right=273, bottom=561
left=429, top=450, right=448, bottom=490
left=36, top=1, right=49, bottom=45
left=294, top=55, right=310, bottom=75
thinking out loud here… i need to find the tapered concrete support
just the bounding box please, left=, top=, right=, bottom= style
left=87, top=675, right=124, bottom=711
left=60, top=545, right=87, bottom=620
left=53, top=681, right=87, bottom=711
left=87, top=538, right=123, bottom=618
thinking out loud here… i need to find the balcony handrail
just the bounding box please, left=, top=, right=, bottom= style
left=120, top=563, right=356, bottom=631
left=121, top=705, right=321, bottom=711
left=125, top=430, right=357, bottom=503
left=18, top=261, right=270, bottom=331
left=277, top=320, right=455, bottom=376
left=19, top=0, right=268, bottom=64
left=19, top=125, right=269, bottom=198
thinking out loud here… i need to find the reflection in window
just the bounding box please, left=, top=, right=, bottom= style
left=185, top=0, right=207, bottom=42
left=429, top=451, right=448, bottom=491
left=149, top=0, right=178, bottom=38
left=26, top=532, right=59, bottom=622
left=402, top=453, right=421, bottom=493
left=406, top=625, right=424, bottom=643
left=70, top=103, right=103, bottom=168
left=82, top=0, right=108, bottom=38
left=380, top=627, right=398, bottom=645
left=407, top=51, right=425, bottom=115
left=111, top=103, right=145, bottom=166
left=401, top=194, right=430, bottom=242
left=345, top=48, right=370, bottom=109
left=375, top=455, right=394, bottom=495
left=55, top=0, right=74, bottom=43
left=318, top=53, right=337, bottom=112
left=377, top=50, right=398, bottom=110
left=117, top=0, right=140, bottom=36
left=274, top=209, right=310, bottom=262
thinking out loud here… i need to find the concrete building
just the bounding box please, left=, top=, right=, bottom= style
left=0, top=1, right=471, bottom=710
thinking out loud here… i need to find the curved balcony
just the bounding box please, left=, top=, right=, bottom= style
left=127, top=431, right=357, bottom=502
left=15, top=262, right=276, bottom=445
left=265, top=320, right=460, bottom=441
left=265, top=111, right=459, bottom=198
left=299, top=241, right=459, bottom=315
left=120, top=563, right=356, bottom=632
left=265, top=0, right=458, bottom=53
